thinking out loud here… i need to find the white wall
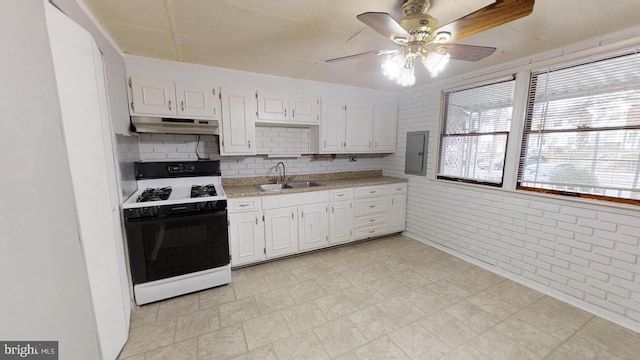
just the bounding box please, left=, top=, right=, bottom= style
left=0, top=1, right=101, bottom=358
left=383, top=29, right=640, bottom=332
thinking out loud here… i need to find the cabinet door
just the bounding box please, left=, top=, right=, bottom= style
left=346, top=101, right=374, bottom=152
left=229, top=211, right=265, bottom=266
left=257, top=91, right=289, bottom=120
left=220, top=87, right=256, bottom=155
left=373, top=104, right=397, bottom=152
left=329, top=200, right=353, bottom=245
left=130, top=77, right=176, bottom=116
left=291, top=96, right=319, bottom=124
left=264, top=207, right=298, bottom=258
left=389, top=194, right=407, bottom=232
left=320, top=98, right=346, bottom=153
left=298, top=203, right=329, bottom=251
left=175, top=81, right=219, bottom=119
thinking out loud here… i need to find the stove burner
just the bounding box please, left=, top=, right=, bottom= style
left=191, top=184, right=217, bottom=198
left=136, top=187, right=172, bottom=202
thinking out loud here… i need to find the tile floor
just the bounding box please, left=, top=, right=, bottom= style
left=118, top=235, right=640, bottom=360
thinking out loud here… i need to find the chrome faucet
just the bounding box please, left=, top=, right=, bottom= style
left=275, top=162, right=286, bottom=183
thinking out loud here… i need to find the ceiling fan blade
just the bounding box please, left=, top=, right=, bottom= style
left=435, top=0, right=535, bottom=41
left=356, top=12, right=410, bottom=42
left=437, top=44, right=497, bottom=62
left=325, top=49, right=398, bottom=63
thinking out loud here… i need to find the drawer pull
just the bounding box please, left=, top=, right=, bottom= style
left=369, top=219, right=375, bottom=222
left=337, top=194, right=344, bottom=197
left=369, top=205, right=376, bottom=208
left=369, top=191, right=376, bottom=194
left=238, top=204, right=249, bottom=207
left=368, top=230, right=375, bottom=233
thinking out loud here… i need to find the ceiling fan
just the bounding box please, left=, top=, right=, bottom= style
left=326, top=0, right=535, bottom=86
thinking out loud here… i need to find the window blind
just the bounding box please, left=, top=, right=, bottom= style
left=438, top=76, right=516, bottom=186
left=518, top=51, right=640, bottom=203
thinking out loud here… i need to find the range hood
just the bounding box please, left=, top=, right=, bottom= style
left=130, top=116, right=218, bottom=135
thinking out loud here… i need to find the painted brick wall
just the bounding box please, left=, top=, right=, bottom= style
left=255, top=126, right=310, bottom=154
left=383, top=85, right=640, bottom=331
left=139, top=133, right=384, bottom=178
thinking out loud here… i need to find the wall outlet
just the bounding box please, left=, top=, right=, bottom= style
left=349, top=156, right=357, bottom=162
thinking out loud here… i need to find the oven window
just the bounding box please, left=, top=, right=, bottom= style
left=126, top=211, right=229, bottom=284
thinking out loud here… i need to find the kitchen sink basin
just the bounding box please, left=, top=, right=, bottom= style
left=255, top=183, right=287, bottom=191
left=285, top=181, right=321, bottom=188
left=254, top=181, right=322, bottom=191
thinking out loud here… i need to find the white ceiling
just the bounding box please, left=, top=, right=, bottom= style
left=82, top=0, right=640, bottom=91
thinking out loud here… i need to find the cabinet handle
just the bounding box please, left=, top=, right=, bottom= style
left=301, top=211, right=304, bottom=218
left=392, top=198, right=395, bottom=206
left=369, top=219, right=375, bottom=222
left=291, top=212, right=294, bottom=219
left=369, top=205, right=376, bottom=208
left=292, top=109, right=295, bottom=118
left=369, top=191, right=376, bottom=194
left=368, top=230, right=375, bottom=234
left=256, top=217, right=258, bottom=225
left=343, top=142, right=346, bottom=147
left=181, top=100, right=185, bottom=111
left=284, top=108, right=287, bottom=117
left=248, top=140, right=251, bottom=149
left=213, top=108, right=217, bottom=116
left=375, top=141, right=377, bottom=148
left=238, top=204, right=249, bottom=207
left=337, top=194, right=344, bottom=197
left=368, top=141, right=371, bottom=149
left=168, top=100, right=172, bottom=111
left=324, top=140, right=327, bottom=149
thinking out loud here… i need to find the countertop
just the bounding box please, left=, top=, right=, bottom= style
left=223, top=175, right=407, bottom=198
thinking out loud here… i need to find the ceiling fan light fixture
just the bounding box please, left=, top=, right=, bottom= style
left=434, top=31, right=451, bottom=43
left=422, top=51, right=450, bottom=77
left=396, top=66, right=416, bottom=86
left=381, top=53, right=406, bottom=80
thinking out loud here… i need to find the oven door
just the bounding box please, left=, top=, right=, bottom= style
left=125, top=209, right=229, bottom=284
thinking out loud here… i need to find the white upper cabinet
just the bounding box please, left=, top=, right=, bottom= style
left=220, top=87, right=256, bottom=155
left=320, top=98, right=346, bottom=153
left=373, top=104, right=397, bottom=152
left=290, top=96, right=320, bottom=124
left=257, top=91, right=288, bottom=121
left=257, top=91, right=319, bottom=125
left=129, top=77, right=219, bottom=119
left=346, top=101, right=374, bottom=152
left=130, top=77, right=176, bottom=116
left=175, top=81, right=220, bottom=120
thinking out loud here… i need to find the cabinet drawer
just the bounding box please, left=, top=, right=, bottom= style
left=229, top=197, right=262, bottom=213
left=388, top=183, right=407, bottom=195
left=330, top=188, right=353, bottom=201
left=354, top=198, right=387, bottom=216
left=354, top=226, right=387, bottom=240
left=354, top=213, right=387, bottom=228
left=354, top=186, right=389, bottom=198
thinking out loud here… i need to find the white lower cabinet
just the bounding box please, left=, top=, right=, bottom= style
left=264, top=206, right=299, bottom=258
left=388, top=183, right=408, bottom=233
left=228, top=197, right=265, bottom=266
left=228, top=183, right=406, bottom=267
left=329, top=199, right=353, bottom=244
left=228, top=211, right=265, bottom=266
left=298, top=203, right=329, bottom=251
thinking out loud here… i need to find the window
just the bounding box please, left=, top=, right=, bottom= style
left=438, top=76, right=516, bottom=186
left=518, top=51, right=640, bottom=203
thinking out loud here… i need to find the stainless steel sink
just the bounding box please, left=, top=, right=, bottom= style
left=285, top=181, right=321, bottom=188
left=254, top=181, right=322, bottom=191
left=255, top=183, right=287, bottom=191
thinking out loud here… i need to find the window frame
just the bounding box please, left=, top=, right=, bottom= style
left=516, top=51, right=640, bottom=205
left=436, top=75, right=517, bottom=187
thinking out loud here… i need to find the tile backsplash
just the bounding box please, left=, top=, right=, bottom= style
left=138, top=133, right=384, bottom=177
